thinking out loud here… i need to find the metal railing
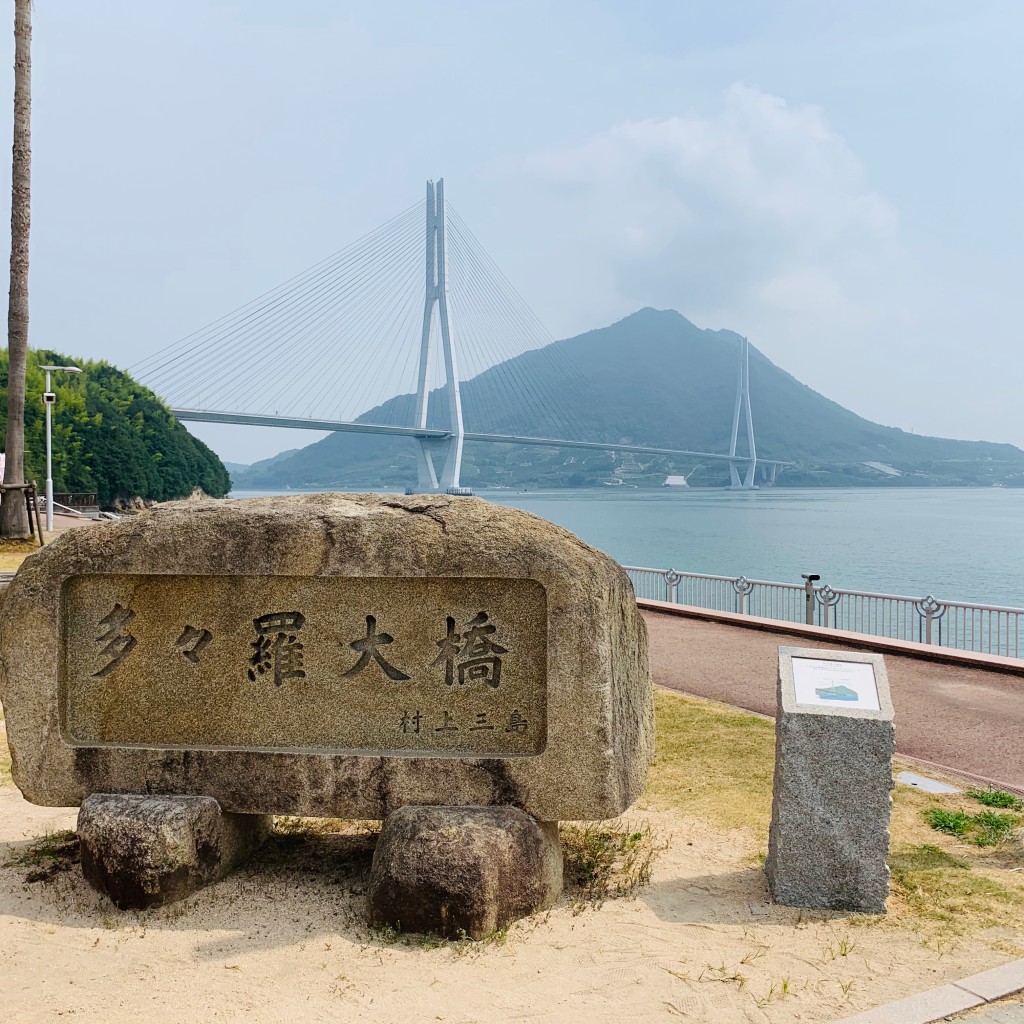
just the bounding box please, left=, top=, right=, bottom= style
left=623, top=565, right=1023, bottom=660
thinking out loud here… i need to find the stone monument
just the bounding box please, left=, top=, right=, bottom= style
left=0, top=493, right=653, bottom=931
left=765, top=646, right=894, bottom=913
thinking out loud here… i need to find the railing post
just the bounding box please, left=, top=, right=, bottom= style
left=815, top=585, right=840, bottom=629
left=732, top=575, right=753, bottom=616
left=801, top=573, right=820, bottom=625
left=914, top=596, right=946, bottom=647
left=663, top=568, right=680, bottom=604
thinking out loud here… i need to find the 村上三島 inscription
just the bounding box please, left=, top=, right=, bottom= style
left=62, top=574, right=547, bottom=755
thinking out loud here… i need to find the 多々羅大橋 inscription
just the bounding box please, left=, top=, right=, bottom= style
left=63, top=574, right=547, bottom=756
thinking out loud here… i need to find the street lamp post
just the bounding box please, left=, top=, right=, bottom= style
left=39, top=364, right=82, bottom=532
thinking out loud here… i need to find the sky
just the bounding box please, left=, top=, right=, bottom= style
left=3, top=1, right=1022, bottom=464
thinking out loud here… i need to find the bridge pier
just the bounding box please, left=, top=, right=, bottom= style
left=415, top=436, right=469, bottom=494
left=728, top=459, right=758, bottom=490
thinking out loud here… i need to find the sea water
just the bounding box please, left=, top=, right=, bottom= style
left=227, top=487, right=1024, bottom=608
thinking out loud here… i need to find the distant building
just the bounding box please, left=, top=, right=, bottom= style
left=663, top=475, right=690, bottom=488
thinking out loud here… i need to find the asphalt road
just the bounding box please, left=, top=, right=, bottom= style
left=643, top=610, right=1024, bottom=792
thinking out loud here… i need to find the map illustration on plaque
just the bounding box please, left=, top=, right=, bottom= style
left=814, top=684, right=859, bottom=702
left=791, top=657, right=881, bottom=712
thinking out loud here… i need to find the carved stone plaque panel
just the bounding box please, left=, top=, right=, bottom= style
left=62, top=575, right=547, bottom=756
left=2, top=494, right=652, bottom=820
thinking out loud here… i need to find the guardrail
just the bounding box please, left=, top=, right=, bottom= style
left=623, top=565, right=1023, bottom=660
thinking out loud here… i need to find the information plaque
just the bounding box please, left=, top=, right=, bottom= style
left=791, top=656, right=880, bottom=711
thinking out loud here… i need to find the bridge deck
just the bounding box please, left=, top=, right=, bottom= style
left=172, top=407, right=790, bottom=466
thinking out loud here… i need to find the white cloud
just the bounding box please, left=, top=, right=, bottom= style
left=517, top=85, right=920, bottom=422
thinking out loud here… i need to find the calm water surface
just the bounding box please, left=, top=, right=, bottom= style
left=229, top=487, right=1024, bottom=608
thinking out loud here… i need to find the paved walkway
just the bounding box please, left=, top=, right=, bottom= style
left=643, top=610, right=1024, bottom=791
left=949, top=997, right=1024, bottom=1021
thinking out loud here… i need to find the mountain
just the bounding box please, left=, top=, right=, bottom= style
left=0, top=349, right=230, bottom=505
left=232, top=309, right=1024, bottom=490
left=224, top=448, right=300, bottom=486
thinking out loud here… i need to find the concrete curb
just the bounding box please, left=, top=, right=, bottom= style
left=834, top=959, right=1024, bottom=1022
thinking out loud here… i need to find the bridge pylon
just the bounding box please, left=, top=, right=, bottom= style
left=414, top=178, right=467, bottom=494
left=728, top=336, right=758, bottom=490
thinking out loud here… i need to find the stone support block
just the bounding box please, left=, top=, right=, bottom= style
left=766, top=647, right=894, bottom=913
left=368, top=804, right=563, bottom=939
left=78, top=793, right=271, bottom=909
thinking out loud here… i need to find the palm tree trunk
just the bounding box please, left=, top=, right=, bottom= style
left=0, top=0, right=31, bottom=538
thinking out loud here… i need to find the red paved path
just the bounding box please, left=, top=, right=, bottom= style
left=643, top=609, right=1024, bottom=791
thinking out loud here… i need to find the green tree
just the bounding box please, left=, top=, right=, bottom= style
left=0, top=349, right=230, bottom=505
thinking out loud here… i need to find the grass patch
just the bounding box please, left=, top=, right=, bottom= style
left=925, top=806, right=1021, bottom=847
left=973, top=811, right=1019, bottom=846
left=968, top=788, right=1024, bottom=811
left=0, top=538, right=38, bottom=553
left=925, top=809, right=973, bottom=838
left=892, top=844, right=969, bottom=872
left=0, top=542, right=38, bottom=571
left=890, top=841, right=1023, bottom=928
left=888, top=787, right=1024, bottom=934
left=645, top=689, right=775, bottom=833
left=4, top=829, right=80, bottom=882
left=560, top=820, right=660, bottom=910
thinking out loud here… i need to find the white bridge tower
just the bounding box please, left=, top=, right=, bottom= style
left=414, top=178, right=468, bottom=494
left=728, top=336, right=758, bottom=490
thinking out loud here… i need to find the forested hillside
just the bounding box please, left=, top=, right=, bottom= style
left=233, top=309, right=1024, bottom=490
left=0, top=349, right=230, bottom=504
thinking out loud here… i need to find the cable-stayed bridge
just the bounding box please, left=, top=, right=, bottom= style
left=134, top=180, right=785, bottom=492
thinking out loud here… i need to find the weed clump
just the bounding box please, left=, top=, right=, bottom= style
left=560, top=820, right=659, bottom=911
left=4, top=829, right=80, bottom=882
left=967, top=788, right=1024, bottom=811
left=973, top=811, right=1019, bottom=846
left=925, top=809, right=973, bottom=838
left=925, top=801, right=1021, bottom=848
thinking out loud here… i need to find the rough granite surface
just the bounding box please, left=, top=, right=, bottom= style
left=0, top=493, right=653, bottom=820
left=77, top=793, right=270, bottom=909
left=765, top=648, right=894, bottom=913
left=368, top=804, right=563, bottom=939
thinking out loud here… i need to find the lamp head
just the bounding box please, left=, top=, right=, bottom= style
left=40, top=364, right=82, bottom=374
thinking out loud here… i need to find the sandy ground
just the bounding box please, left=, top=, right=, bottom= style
left=643, top=610, right=1024, bottom=791
left=1, top=779, right=1020, bottom=1024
